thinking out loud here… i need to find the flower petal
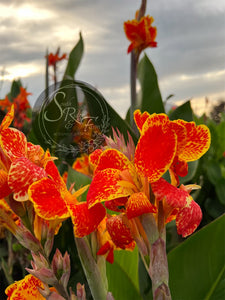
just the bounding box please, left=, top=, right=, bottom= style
left=0, top=169, right=11, bottom=198
left=106, top=215, right=134, bottom=249
left=0, top=105, right=14, bottom=131
left=176, top=120, right=211, bottom=161
left=0, top=128, right=27, bottom=161
left=89, top=149, right=102, bottom=168
left=94, top=149, right=132, bottom=173
left=5, top=274, right=45, bottom=300
left=87, top=169, right=133, bottom=208
left=104, top=197, right=128, bottom=212
left=169, top=121, right=187, bottom=156
left=135, top=117, right=177, bottom=182
left=176, top=198, right=202, bottom=237
left=151, top=178, right=188, bottom=208
left=134, top=109, right=150, bottom=132
left=67, top=201, right=106, bottom=237
left=28, top=178, right=69, bottom=219
left=8, top=157, right=47, bottom=201
left=126, top=192, right=157, bottom=219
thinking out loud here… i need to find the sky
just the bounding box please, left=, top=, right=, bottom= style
left=0, top=0, right=225, bottom=117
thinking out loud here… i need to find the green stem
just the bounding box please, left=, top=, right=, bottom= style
left=75, top=237, right=108, bottom=300
left=141, top=213, right=171, bottom=300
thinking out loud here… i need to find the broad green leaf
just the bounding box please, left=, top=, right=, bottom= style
left=206, top=160, right=222, bottom=185
left=63, top=32, right=84, bottom=80
left=138, top=54, right=165, bottom=114
left=107, top=247, right=141, bottom=300
left=168, top=214, right=225, bottom=300
left=215, top=178, right=225, bottom=205
left=169, top=100, right=193, bottom=121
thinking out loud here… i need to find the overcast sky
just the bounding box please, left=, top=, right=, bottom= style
left=0, top=0, right=225, bottom=117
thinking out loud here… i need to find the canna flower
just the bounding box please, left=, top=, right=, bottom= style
left=28, top=159, right=106, bottom=238
left=5, top=274, right=59, bottom=300
left=86, top=110, right=211, bottom=240
left=0, top=106, right=52, bottom=201
left=48, top=52, right=67, bottom=67
left=124, top=15, right=157, bottom=54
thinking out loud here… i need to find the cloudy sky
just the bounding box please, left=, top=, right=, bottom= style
left=0, top=0, right=225, bottom=117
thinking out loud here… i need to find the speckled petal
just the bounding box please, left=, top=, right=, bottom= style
left=5, top=274, right=45, bottom=299
left=87, top=169, right=133, bottom=208
left=28, top=177, right=69, bottom=219
left=0, top=105, right=14, bottom=131
left=169, top=121, right=187, bottom=156
left=176, top=198, right=202, bottom=237
left=176, top=120, right=211, bottom=161
left=133, top=109, right=150, bottom=132
left=8, top=157, right=47, bottom=201
left=126, top=192, right=157, bottom=219
left=68, top=201, right=106, bottom=237
left=89, top=149, right=103, bottom=168
left=94, top=149, right=132, bottom=173
left=0, top=128, right=27, bottom=161
left=106, top=215, right=134, bottom=249
left=151, top=178, right=187, bottom=208
left=135, top=119, right=177, bottom=182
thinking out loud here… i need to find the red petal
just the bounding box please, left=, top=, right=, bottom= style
left=94, top=149, right=132, bottom=173
left=135, top=117, right=177, bottom=182
left=0, top=169, right=11, bottom=198
left=151, top=178, right=187, bottom=208
left=104, top=197, right=128, bottom=212
left=126, top=192, right=157, bottom=219
left=133, top=110, right=150, bottom=132
left=106, top=215, right=134, bottom=249
left=0, top=128, right=27, bottom=161
left=8, top=157, right=47, bottom=201
left=169, top=121, right=187, bottom=156
left=176, top=120, right=211, bottom=161
left=176, top=198, right=202, bottom=237
left=28, top=178, right=69, bottom=219
left=89, top=149, right=103, bottom=168
left=67, top=202, right=106, bottom=237
left=87, top=169, right=132, bottom=208
left=45, top=160, right=66, bottom=192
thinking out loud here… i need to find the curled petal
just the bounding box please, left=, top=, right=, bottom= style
left=8, top=157, right=47, bottom=201
left=94, top=149, right=132, bottom=173
left=67, top=202, right=106, bottom=237
left=0, top=104, right=14, bottom=131
left=134, top=109, right=150, bottom=132
left=28, top=178, right=69, bottom=219
left=151, top=178, right=188, bottom=208
left=176, top=198, right=202, bottom=237
left=126, top=192, right=157, bottom=219
left=0, top=128, right=27, bottom=161
left=176, top=120, right=211, bottom=161
left=5, top=274, right=45, bottom=299
left=135, top=119, right=177, bottom=182
left=106, top=215, right=134, bottom=249
left=87, top=169, right=133, bottom=208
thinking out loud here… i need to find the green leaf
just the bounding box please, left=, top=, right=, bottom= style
left=207, top=160, right=222, bottom=185
left=215, top=178, right=225, bottom=205
left=138, top=54, right=165, bottom=114
left=169, top=100, right=193, bottom=121
left=107, top=247, right=141, bottom=300
left=168, top=214, right=225, bottom=300
left=63, top=33, right=84, bottom=80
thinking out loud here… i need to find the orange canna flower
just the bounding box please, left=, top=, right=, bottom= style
left=124, top=15, right=157, bottom=54
left=0, top=106, right=52, bottom=201
left=48, top=52, right=67, bottom=67
left=5, top=274, right=58, bottom=300
left=86, top=110, right=211, bottom=239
